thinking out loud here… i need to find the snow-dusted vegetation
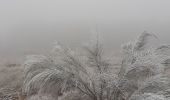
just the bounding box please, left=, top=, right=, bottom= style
left=0, top=62, right=23, bottom=100
left=21, top=32, right=170, bottom=100
left=0, top=33, right=169, bottom=100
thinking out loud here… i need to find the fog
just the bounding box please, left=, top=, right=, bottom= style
left=0, top=0, right=170, bottom=60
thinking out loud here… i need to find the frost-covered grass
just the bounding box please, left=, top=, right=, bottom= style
left=0, top=61, right=23, bottom=99
left=1, top=32, right=170, bottom=100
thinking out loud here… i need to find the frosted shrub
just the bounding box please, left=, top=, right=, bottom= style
left=23, top=32, right=170, bottom=100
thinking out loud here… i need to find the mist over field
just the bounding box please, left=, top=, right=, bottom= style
left=0, top=0, right=170, bottom=61
left=0, top=0, right=170, bottom=100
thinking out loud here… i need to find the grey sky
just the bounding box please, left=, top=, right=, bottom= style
left=0, top=0, right=170, bottom=59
